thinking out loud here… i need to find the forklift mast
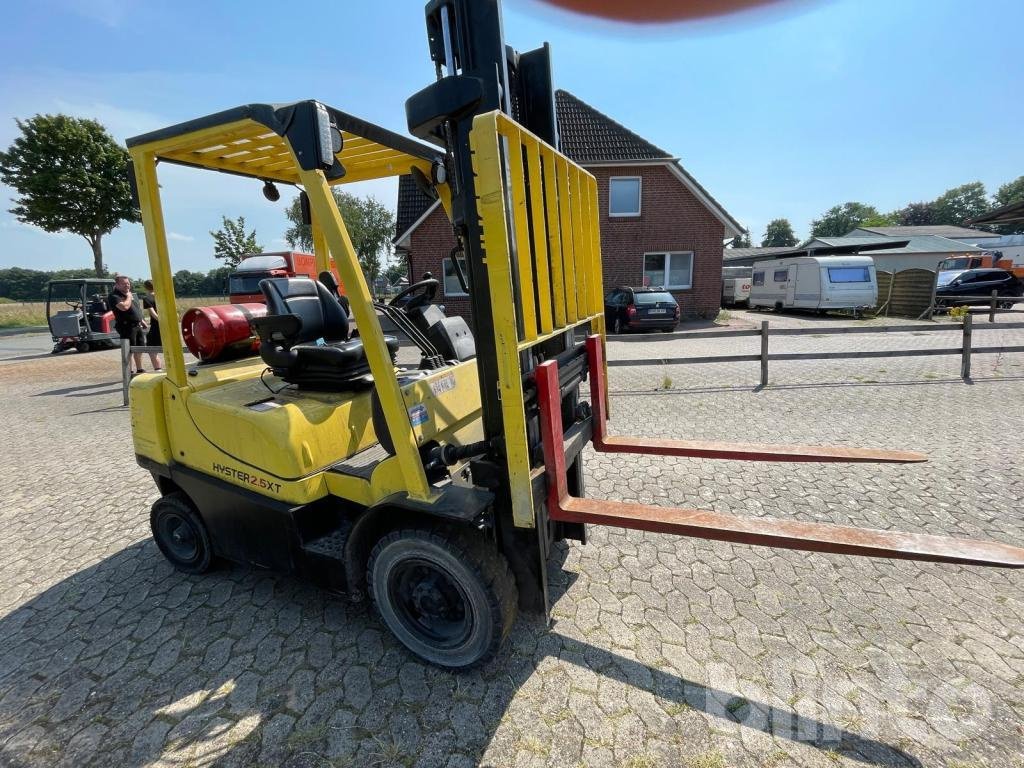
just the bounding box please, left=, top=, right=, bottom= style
left=407, top=0, right=572, bottom=612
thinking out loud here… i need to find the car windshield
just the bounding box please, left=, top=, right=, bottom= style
left=936, top=270, right=965, bottom=287
left=634, top=292, right=675, bottom=305
left=229, top=274, right=267, bottom=294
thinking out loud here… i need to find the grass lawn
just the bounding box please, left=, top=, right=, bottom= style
left=0, top=296, right=230, bottom=330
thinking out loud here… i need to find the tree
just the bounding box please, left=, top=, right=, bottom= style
left=809, top=202, right=881, bottom=238
left=992, top=176, right=1024, bottom=234
left=284, top=191, right=396, bottom=287
left=728, top=232, right=751, bottom=248
left=761, top=218, right=797, bottom=247
left=384, top=262, right=408, bottom=285
left=210, top=215, right=261, bottom=268
left=0, top=114, right=139, bottom=277
left=896, top=201, right=937, bottom=226
left=932, top=182, right=989, bottom=226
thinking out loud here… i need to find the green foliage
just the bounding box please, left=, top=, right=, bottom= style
left=896, top=201, right=937, bottom=226
left=384, top=261, right=408, bottom=285
left=860, top=211, right=898, bottom=227
left=0, top=114, right=139, bottom=277
left=284, top=191, right=396, bottom=287
left=810, top=202, right=881, bottom=238
left=728, top=231, right=751, bottom=248
left=932, top=181, right=989, bottom=226
left=992, top=175, right=1024, bottom=234
left=0, top=266, right=107, bottom=301
left=761, top=218, right=797, bottom=247
left=173, top=267, right=231, bottom=297
left=210, top=215, right=261, bottom=268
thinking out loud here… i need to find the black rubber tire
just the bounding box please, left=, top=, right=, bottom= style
left=76, top=341, right=90, bottom=353
left=367, top=527, right=517, bottom=670
left=150, top=492, right=213, bottom=574
left=774, top=301, right=784, bottom=312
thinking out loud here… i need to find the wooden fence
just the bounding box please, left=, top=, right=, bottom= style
left=606, top=316, right=1024, bottom=386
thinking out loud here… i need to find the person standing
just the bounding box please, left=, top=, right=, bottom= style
left=142, top=280, right=163, bottom=371
left=107, top=274, right=147, bottom=375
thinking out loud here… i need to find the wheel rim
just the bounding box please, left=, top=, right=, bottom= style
left=388, top=558, right=472, bottom=648
left=158, top=512, right=200, bottom=563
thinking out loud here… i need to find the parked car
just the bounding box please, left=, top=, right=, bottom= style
left=604, top=287, right=680, bottom=333
left=934, top=268, right=1023, bottom=308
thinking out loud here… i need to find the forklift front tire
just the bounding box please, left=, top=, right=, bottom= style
left=367, top=527, right=517, bottom=670
left=151, top=493, right=213, bottom=574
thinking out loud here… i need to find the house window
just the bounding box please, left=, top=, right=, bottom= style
left=753, top=272, right=765, bottom=286
left=642, top=252, right=693, bottom=289
left=773, top=269, right=789, bottom=282
left=609, top=177, right=641, bottom=217
left=443, top=256, right=468, bottom=296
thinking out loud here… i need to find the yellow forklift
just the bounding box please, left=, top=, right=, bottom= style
left=127, top=0, right=1023, bottom=669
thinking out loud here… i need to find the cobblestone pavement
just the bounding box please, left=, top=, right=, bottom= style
left=1, top=322, right=1023, bottom=768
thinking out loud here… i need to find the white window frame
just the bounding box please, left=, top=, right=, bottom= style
left=442, top=256, right=469, bottom=297
left=609, top=176, right=642, bottom=218
left=642, top=251, right=693, bottom=290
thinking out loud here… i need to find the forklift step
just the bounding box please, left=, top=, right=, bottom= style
left=328, top=443, right=391, bottom=479
left=303, top=525, right=350, bottom=561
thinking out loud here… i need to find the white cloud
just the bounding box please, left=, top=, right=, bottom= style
left=167, top=232, right=194, bottom=242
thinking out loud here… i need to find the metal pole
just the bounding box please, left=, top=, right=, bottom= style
left=961, top=314, right=973, bottom=381
left=990, top=290, right=998, bottom=323
left=121, top=339, right=131, bottom=406
left=760, top=321, right=769, bottom=387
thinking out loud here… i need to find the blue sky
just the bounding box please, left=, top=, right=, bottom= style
left=1, top=0, right=1021, bottom=276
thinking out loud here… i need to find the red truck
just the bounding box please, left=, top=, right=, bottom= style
left=228, top=251, right=343, bottom=303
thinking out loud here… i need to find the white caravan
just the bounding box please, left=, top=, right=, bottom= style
left=748, top=255, right=877, bottom=312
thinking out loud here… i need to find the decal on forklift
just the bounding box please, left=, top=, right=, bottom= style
left=429, top=372, right=457, bottom=397
left=408, top=404, right=429, bottom=427
left=212, top=463, right=282, bottom=494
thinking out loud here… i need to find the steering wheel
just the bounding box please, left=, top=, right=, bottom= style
left=388, top=278, right=439, bottom=310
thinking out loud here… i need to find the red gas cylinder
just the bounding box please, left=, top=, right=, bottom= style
left=181, top=303, right=267, bottom=362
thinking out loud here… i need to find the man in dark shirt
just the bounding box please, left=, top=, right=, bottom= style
left=107, top=274, right=147, bottom=374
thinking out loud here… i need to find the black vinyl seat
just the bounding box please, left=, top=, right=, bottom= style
left=251, top=277, right=397, bottom=390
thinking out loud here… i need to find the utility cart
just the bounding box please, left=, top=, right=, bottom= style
left=127, top=0, right=1023, bottom=669
left=46, top=278, right=121, bottom=353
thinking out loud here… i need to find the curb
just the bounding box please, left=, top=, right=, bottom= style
left=0, top=326, right=48, bottom=337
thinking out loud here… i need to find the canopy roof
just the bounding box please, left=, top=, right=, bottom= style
left=126, top=101, right=442, bottom=185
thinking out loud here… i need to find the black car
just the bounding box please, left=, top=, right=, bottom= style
left=935, top=268, right=1023, bottom=308
left=604, top=287, right=680, bottom=333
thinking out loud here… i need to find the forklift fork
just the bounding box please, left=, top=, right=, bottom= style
left=534, top=336, right=1024, bottom=569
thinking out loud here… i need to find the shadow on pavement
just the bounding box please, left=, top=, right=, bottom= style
left=34, top=381, right=122, bottom=397
left=0, top=540, right=923, bottom=767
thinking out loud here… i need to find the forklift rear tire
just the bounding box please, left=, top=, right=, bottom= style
left=150, top=493, right=213, bottom=574
left=367, top=527, right=517, bottom=670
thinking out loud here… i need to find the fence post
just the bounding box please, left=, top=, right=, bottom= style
left=121, top=339, right=131, bottom=406
left=760, top=321, right=769, bottom=387
left=960, top=314, right=973, bottom=381
left=990, top=290, right=998, bottom=323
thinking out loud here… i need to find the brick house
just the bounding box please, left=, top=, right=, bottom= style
left=394, top=90, right=742, bottom=321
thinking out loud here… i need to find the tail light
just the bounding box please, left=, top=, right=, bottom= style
left=674, top=305, right=680, bottom=319
left=626, top=304, right=637, bottom=317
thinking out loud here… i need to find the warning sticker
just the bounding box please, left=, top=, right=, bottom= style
left=429, top=372, right=457, bottom=397
left=408, top=404, right=429, bottom=427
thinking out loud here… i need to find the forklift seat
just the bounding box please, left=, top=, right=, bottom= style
left=253, top=277, right=398, bottom=390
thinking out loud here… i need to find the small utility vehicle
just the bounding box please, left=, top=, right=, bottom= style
left=45, top=278, right=121, bottom=353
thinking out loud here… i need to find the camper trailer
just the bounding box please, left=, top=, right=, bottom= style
left=721, top=266, right=752, bottom=306
left=749, top=255, right=877, bottom=313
